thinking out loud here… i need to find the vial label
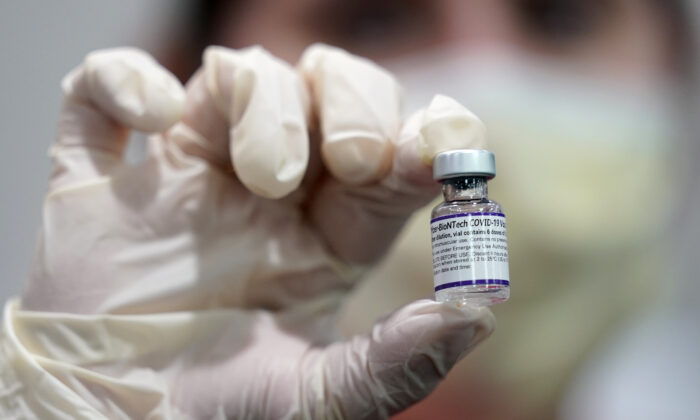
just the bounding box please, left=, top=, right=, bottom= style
left=430, top=212, right=509, bottom=292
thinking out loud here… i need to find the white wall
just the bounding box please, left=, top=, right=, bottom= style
left=0, top=1, right=184, bottom=305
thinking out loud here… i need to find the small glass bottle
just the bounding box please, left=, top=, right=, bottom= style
left=430, top=149, right=510, bottom=306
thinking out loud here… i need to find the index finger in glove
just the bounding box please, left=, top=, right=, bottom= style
left=53, top=48, right=185, bottom=190
left=308, top=94, right=487, bottom=264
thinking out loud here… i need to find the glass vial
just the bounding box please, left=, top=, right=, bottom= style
left=430, top=150, right=510, bottom=306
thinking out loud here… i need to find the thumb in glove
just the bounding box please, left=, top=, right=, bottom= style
left=303, top=299, right=495, bottom=419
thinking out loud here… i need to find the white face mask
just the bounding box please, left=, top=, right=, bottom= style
left=386, top=50, right=682, bottom=256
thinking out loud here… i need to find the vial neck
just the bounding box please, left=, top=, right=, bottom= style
left=442, top=176, right=488, bottom=202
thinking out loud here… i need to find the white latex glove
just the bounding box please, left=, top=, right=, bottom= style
left=6, top=45, right=494, bottom=419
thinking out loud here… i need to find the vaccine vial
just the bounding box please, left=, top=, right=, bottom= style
left=430, top=149, right=510, bottom=306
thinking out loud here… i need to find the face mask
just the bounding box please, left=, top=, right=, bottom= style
left=386, top=50, right=682, bottom=256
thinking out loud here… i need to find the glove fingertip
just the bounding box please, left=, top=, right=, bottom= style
left=232, top=122, right=309, bottom=199
left=322, top=133, right=394, bottom=184
left=418, top=94, right=488, bottom=164
left=83, top=48, right=186, bottom=133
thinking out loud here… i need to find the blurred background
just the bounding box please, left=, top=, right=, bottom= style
left=1, top=1, right=698, bottom=419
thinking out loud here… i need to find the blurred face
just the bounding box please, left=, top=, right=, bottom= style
left=206, top=0, right=683, bottom=258
left=213, top=0, right=678, bottom=85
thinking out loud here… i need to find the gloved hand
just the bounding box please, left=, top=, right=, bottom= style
left=10, top=45, right=495, bottom=419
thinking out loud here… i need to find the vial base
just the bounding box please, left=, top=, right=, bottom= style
left=435, top=285, right=509, bottom=307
